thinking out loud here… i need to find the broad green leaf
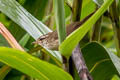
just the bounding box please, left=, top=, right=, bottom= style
left=0, top=0, right=51, bottom=40
left=0, top=47, right=73, bottom=80
left=59, top=0, right=114, bottom=58
left=0, top=0, right=62, bottom=64
left=81, top=0, right=96, bottom=19
left=81, top=42, right=120, bottom=80
left=8, top=0, right=48, bottom=41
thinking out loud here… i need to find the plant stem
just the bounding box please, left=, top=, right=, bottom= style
left=53, top=0, right=66, bottom=43
left=71, top=0, right=93, bottom=79
left=109, top=0, right=120, bottom=57
left=53, top=0, right=68, bottom=71
left=118, top=0, right=120, bottom=16
left=44, top=0, right=54, bottom=29
left=72, top=0, right=82, bottom=21
left=72, top=45, right=93, bottom=80
left=70, top=0, right=82, bottom=76
left=90, top=7, right=102, bottom=42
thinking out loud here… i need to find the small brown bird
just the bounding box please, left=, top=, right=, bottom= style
left=33, top=12, right=94, bottom=50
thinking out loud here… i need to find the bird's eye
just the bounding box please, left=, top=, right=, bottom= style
left=39, top=37, right=45, bottom=40
left=38, top=35, right=48, bottom=40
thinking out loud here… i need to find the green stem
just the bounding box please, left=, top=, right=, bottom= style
left=117, top=0, right=120, bottom=16
left=53, top=0, right=66, bottom=43
left=72, top=0, right=82, bottom=21
left=109, top=0, right=120, bottom=57
left=90, top=5, right=102, bottom=42
left=90, top=16, right=102, bottom=42
left=53, top=0, right=68, bottom=71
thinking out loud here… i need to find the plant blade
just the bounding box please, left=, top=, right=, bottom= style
left=53, top=0, right=66, bottom=44
left=81, top=42, right=120, bottom=79
left=59, top=0, right=114, bottom=58
left=0, top=47, right=73, bottom=80
left=0, top=0, right=62, bottom=64
left=0, top=0, right=51, bottom=40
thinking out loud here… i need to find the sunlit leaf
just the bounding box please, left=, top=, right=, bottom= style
left=59, top=0, right=114, bottom=58
left=0, top=47, right=73, bottom=80
left=81, top=0, right=96, bottom=19
left=112, top=75, right=120, bottom=80
left=0, top=0, right=62, bottom=64
left=0, top=0, right=51, bottom=40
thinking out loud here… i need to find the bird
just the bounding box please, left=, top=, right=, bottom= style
left=33, top=12, right=94, bottom=50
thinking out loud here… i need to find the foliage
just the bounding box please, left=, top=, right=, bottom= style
left=0, top=0, right=120, bottom=80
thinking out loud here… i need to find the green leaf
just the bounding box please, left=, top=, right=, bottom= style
left=0, top=0, right=62, bottom=64
left=19, top=33, right=30, bottom=47
left=81, top=0, right=96, bottom=19
left=59, top=0, right=114, bottom=58
left=0, top=0, right=51, bottom=40
left=112, top=75, right=120, bottom=80
left=53, top=0, right=66, bottom=43
left=8, top=0, right=48, bottom=41
left=23, top=0, right=48, bottom=21
left=0, top=47, right=73, bottom=80
left=81, top=42, right=120, bottom=80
